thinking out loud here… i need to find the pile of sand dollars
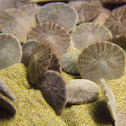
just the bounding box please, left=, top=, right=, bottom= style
left=0, top=0, right=126, bottom=125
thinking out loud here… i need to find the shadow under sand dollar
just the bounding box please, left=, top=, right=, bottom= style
left=89, top=100, right=114, bottom=125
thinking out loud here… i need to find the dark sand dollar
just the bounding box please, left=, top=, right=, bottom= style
left=27, top=22, right=71, bottom=57
left=36, top=2, right=78, bottom=32
left=60, top=51, right=80, bottom=75
left=69, top=0, right=101, bottom=24
left=0, top=33, right=22, bottom=70
left=28, top=42, right=52, bottom=85
left=71, top=22, right=112, bottom=51
left=21, top=40, right=39, bottom=67
left=67, top=79, right=99, bottom=104
left=36, top=70, right=67, bottom=115
left=78, top=41, right=125, bottom=83
left=0, top=80, right=15, bottom=100
left=115, top=108, right=126, bottom=126
left=100, top=78, right=116, bottom=121
left=101, top=0, right=126, bottom=4
left=0, top=94, right=16, bottom=115
left=0, top=8, right=34, bottom=42
left=48, top=53, right=61, bottom=73
left=105, top=5, right=126, bottom=35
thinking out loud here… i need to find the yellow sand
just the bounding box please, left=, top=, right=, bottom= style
left=0, top=63, right=126, bottom=126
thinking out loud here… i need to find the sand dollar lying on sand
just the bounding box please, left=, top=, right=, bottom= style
left=71, top=22, right=112, bottom=51
left=67, top=79, right=99, bottom=104
left=0, top=33, right=22, bottom=70
left=36, top=70, right=67, bottom=115
left=100, top=78, right=116, bottom=121
left=0, top=8, right=34, bottom=42
left=78, top=41, right=125, bottom=83
left=21, top=40, right=39, bottom=67
left=105, top=5, right=126, bottom=35
left=0, top=79, right=15, bottom=100
left=37, top=2, right=78, bottom=32
left=0, top=93, right=16, bottom=115
left=27, top=22, right=71, bottom=57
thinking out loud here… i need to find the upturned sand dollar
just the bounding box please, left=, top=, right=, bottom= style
left=36, top=2, right=78, bottom=32
left=27, top=22, right=71, bottom=57
left=78, top=41, right=125, bottom=83
left=67, top=79, right=99, bottom=104
left=0, top=8, right=34, bottom=42
left=71, top=22, right=112, bottom=51
left=0, top=33, right=22, bottom=70
left=0, top=93, right=16, bottom=115
left=0, top=79, right=15, bottom=100
left=69, top=0, right=101, bottom=24
left=105, top=5, right=126, bottom=35
left=28, top=42, right=52, bottom=85
left=21, top=40, right=39, bottom=67
left=60, top=51, right=80, bottom=75
left=115, top=108, right=126, bottom=126
left=36, top=70, right=67, bottom=115
left=100, top=78, right=116, bottom=121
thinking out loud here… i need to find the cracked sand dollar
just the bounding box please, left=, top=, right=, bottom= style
left=21, top=40, right=39, bottom=67
left=0, top=8, right=34, bottom=42
left=115, top=108, right=126, bottom=126
left=28, top=42, right=52, bottom=85
left=78, top=41, right=125, bottom=83
left=0, top=80, right=15, bottom=100
left=60, top=50, right=81, bottom=75
left=36, top=2, right=78, bottom=32
left=69, top=0, right=101, bottom=24
left=27, top=22, right=71, bottom=57
left=0, top=33, right=22, bottom=70
left=67, top=79, right=99, bottom=104
left=100, top=78, right=116, bottom=121
left=0, top=94, right=17, bottom=115
left=36, top=70, right=67, bottom=115
left=104, top=5, right=126, bottom=35
left=71, top=22, right=112, bottom=51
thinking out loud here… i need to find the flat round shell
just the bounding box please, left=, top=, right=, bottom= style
left=37, top=2, right=78, bottom=32
left=36, top=70, right=67, bottom=115
left=78, top=41, right=125, bottom=83
left=71, top=22, right=112, bottom=51
left=0, top=33, right=22, bottom=70
left=67, top=79, right=99, bottom=104
left=27, top=22, right=71, bottom=57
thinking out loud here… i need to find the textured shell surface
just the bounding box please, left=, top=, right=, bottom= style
left=0, top=33, right=22, bottom=70
left=27, top=22, right=71, bottom=57
left=37, top=2, right=78, bottom=32
left=71, top=22, right=112, bottom=51
left=78, top=41, right=126, bottom=83
left=67, top=79, right=99, bottom=104
left=36, top=70, right=67, bottom=115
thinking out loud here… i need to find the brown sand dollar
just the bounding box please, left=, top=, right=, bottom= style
left=36, top=70, right=67, bottom=115
left=78, top=41, right=125, bottom=83
left=0, top=33, right=22, bottom=70
left=0, top=8, right=34, bottom=42
left=67, top=79, right=99, bottom=104
left=28, top=42, right=52, bottom=85
left=36, top=2, right=78, bottom=32
left=21, top=40, right=39, bottom=67
left=71, top=22, right=112, bottom=51
left=27, top=22, right=71, bottom=57
left=105, top=5, right=126, bottom=35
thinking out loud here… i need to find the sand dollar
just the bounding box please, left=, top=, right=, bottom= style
left=67, top=79, right=99, bottom=104
left=0, top=33, right=22, bottom=70
left=36, top=70, right=67, bottom=115
left=101, top=0, right=126, bottom=4
left=71, top=22, right=112, bottom=51
left=78, top=41, right=125, bottom=83
left=27, top=22, right=71, bottom=57
left=36, top=2, right=78, bottom=32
